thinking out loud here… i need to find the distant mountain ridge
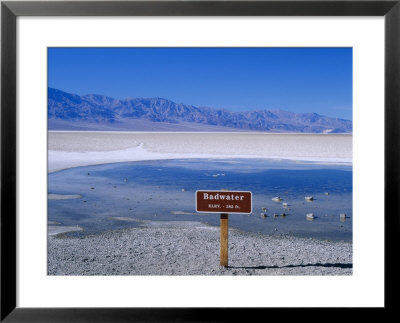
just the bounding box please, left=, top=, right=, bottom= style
left=48, top=88, right=352, bottom=133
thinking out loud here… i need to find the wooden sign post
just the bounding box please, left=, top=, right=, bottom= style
left=196, top=190, right=252, bottom=268
left=220, top=213, right=229, bottom=267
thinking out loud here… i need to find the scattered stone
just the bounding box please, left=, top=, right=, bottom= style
left=306, top=213, right=315, bottom=220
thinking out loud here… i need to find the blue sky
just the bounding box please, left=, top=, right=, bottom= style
left=48, top=47, right=352, bottom=120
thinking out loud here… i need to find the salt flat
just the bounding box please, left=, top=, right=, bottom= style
left=48, top=131, right=352, bottom=172
left=48, top=132, right=353, bottom=275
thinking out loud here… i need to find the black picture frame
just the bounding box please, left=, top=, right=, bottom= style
left=1, top=0, right=398, bottom=321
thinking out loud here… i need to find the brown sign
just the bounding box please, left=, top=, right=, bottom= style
left=196, top=190, right=252, bottom=214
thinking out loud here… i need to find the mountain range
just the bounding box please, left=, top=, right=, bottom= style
left=48, top=88, right=352, bottom=133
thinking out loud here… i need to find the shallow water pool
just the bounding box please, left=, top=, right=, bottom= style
left=48, top=158, right=352, bottom=241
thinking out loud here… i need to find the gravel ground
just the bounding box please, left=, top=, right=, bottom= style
left=48, top=220, right=352, bottom=276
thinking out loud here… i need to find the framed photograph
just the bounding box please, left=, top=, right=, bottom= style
left=1, top=0, right=398, bottom=320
